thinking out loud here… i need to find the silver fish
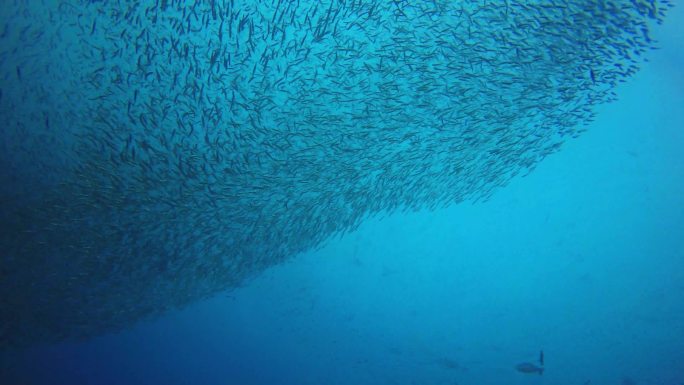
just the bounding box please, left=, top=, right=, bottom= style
left=516, top=362, right=544, bottom=375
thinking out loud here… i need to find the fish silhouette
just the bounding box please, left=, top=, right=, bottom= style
left=515, top=362, right=544, bottom=375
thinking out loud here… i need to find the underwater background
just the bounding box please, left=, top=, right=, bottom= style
left=1, top=1, right=683, bottom=384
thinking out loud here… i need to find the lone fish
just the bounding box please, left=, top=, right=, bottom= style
left=515, top=362, right=544, bottom=375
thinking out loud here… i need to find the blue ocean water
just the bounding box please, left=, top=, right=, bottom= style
left=2, top=1, right=684, bottom=385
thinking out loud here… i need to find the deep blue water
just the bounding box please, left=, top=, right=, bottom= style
left=2, top=1, right=684, bottom=385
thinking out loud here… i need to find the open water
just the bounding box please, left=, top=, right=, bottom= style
left=1, top=1, right=683, bottom=384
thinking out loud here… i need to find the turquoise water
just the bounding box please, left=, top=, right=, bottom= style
left=2, top=1, right=683, bottom=384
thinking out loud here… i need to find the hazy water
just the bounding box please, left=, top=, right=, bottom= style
left=2, top=4, right=684, bottom=385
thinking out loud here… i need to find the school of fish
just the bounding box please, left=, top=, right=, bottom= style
left=0, top=0, right=672, bottom=348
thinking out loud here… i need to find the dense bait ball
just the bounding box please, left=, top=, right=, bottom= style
left=0, top=0, right=672, bottom=348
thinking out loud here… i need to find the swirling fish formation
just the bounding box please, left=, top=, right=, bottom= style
left=0, top=0, right=672, bottom=348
